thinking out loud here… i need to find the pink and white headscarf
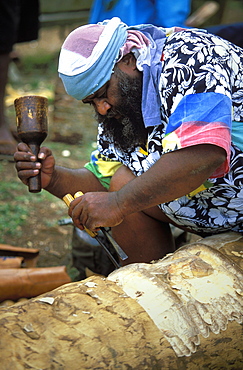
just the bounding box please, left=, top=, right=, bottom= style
left=58, top=17, right=150, bottom=100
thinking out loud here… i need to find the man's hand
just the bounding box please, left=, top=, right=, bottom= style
left=14, top=143, right=55, bottom=189
left=68, top=191, right=124, bottom=231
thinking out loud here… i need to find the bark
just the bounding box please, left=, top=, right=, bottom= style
left=0, top=244, right=39, bottom=267
left=0, top=232, right=242, bottom=370
left=0, top=256, right=23, bottom=269
left=0, top=266, right=71, bottom=301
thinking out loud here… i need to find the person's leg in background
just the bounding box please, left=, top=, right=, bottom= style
left=0, top=0, right=39, bottom=159
left=0, top=51, right=16, bottom=157
left=0, top=0, right=20, bottom=158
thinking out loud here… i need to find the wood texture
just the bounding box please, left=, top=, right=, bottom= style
left=0, top=232, right=242, bottom=369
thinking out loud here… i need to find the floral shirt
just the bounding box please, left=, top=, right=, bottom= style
left=85, top=29, right=243, bottom=235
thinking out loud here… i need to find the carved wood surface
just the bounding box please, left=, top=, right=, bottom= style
left=0, top=232, right=242, bottom=369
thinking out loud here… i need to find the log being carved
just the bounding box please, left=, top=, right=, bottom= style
left=0, top=232, right=242, bottom=369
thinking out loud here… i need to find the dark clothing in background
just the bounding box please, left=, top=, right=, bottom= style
left=207, top=22, right=243, bottom=49
left=0, top=0, right=39, bottom=54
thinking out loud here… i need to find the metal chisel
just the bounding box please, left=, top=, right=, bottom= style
left=62, top=192, right=127, bottom=269
left=73, top=192, right=128, bottom=261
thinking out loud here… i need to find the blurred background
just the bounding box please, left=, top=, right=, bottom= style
left=0, top=0, right=242, bottom=276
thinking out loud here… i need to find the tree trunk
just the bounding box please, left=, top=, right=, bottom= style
left=0, top=232, right=242, bottom=369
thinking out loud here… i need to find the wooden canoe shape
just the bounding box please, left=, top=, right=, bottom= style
left=0, top=232, right=242, bottom=369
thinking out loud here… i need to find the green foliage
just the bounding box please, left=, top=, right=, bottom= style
left=0, top=203, right=28, bottom=241
left=0, top=178, right=29, bottom=241
left=20, top=52, right=58, bottom=77
left=0, top=163, right=64, bottom=243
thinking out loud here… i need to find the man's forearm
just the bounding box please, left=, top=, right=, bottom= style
left=116, top=144, right=226, bottom=217
left=45, top=166, right=106, bottom=199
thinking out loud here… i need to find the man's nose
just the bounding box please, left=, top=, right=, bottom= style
left=93, top=98, right=111, bottom=116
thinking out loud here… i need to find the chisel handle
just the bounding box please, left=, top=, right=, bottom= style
left=62, top=193, right=97, bottom=238
left=73, top=192, right=128, bottom=260
left=62, top=192, right=120, bottom=269
left=64, top=191, right=128, bottom=261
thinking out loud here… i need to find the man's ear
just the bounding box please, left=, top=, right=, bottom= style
left=119, top=53, right=137, bottom=70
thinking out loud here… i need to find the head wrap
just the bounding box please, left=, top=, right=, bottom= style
left=58, top=17, right=168, bottom=129
left=58, top=17, right=151, bottom=101
left=58, top=17, right=127, bottom=100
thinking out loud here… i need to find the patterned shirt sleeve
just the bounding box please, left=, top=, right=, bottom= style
left=160, top=29, right=236, bottom=178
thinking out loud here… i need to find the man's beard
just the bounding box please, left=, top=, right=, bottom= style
left=95, top=65, right=147, bottom=153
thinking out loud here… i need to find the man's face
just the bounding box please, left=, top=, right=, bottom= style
left=83, top=63, right=147, bottom=152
